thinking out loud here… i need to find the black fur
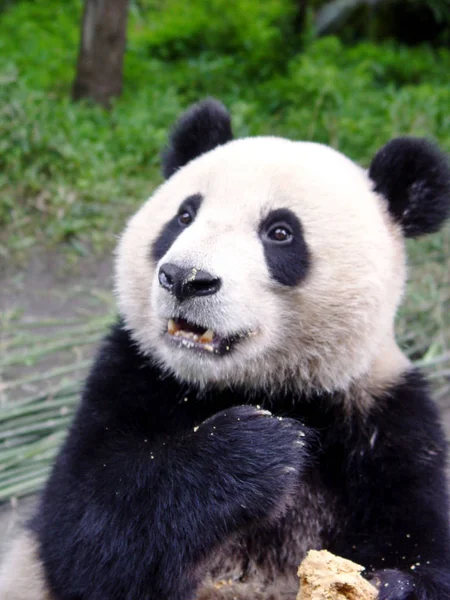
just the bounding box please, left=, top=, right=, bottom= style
left=259, top=208, right=310, bottom=287
left=369, top=137, right=450, bottom=238
left=31, top=322, right=450, bottom=600
left=162, top=99, right=233, bottom=179
left=152, top=193, right=203, bottom=262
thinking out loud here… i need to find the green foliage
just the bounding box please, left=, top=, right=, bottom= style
left=0, top=0, right=449, bottom=257
left=0, top=0, right=80, bottom=90
left=258, top=38, right=450, bottom=163
left=130, top=0, right=296, bottom=75
left=313, top=0, right=450, bottom=45
left=422, top=0, right=450, bottom=23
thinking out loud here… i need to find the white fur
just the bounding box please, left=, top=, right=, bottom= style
left=0, top=532, right=53, bottom=600
left=115, top=137, right=408, bottom=398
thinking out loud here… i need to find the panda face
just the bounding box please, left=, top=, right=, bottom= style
left=115, top=137, right=406, bottom=392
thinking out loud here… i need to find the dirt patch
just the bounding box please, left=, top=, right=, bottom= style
left=1, top=250, right=115, bottom=396
left=1, top=250, right=114, bottom=319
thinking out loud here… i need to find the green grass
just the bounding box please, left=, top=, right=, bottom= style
left=0, top=0, right=449, bottom=258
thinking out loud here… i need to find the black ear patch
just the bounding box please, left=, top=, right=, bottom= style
left=369, top=137, right=450, bottom=238
left=162, top=98, right=233, bottom=179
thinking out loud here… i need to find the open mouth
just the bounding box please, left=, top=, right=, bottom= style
left=166, top=318, right=253, bottom=356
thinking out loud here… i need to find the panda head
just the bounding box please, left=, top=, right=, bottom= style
left=115, top=99, right=450, bottom=394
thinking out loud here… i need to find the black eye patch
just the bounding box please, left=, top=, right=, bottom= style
left=259, top=208, right=310, bottom=287
left=151, top=194, right=203, bottom=262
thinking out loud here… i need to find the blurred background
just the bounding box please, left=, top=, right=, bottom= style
left=0, top=0, right=449, bottom=540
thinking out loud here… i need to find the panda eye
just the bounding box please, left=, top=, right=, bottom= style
left=178, top=211, right=193, bottom=226
left=267, top=225, right=292, bottom=243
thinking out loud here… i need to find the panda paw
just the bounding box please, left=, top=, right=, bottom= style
left=369, top=567, right=450, bottom=600
left=195, top=405, right=311, bottom=519
left=370, top=569, right=417, bottom=600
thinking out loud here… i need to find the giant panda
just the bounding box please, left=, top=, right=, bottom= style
left=1, top=99, right=450, bottom=600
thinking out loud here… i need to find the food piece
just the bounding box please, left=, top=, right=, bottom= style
left=297, top=550, right=378, bottom=600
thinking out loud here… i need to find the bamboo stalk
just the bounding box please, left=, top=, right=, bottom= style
left=2, top=317, right=86, bottom=330
left=0, top=444, right=59, bottom=467
left=0, top=435, right=40, bottom=450
left=1, top=321, right=110, bottom=351
left=0, top=431, right=66, bottom=472
left=3, top=313, right=114, bottom=331
left=0, top=416, right=73, bottom=441
left=6, top=382, right=81, bottom=408
left=29, top=448, right=60, bottom=462
left=0, top=445, right=60, bottom=466
left=0, top=474, right=51, bottom=501
left=2, top=333, right=104, bottom=367
left=3, top=360, right=92, bottom=390
left=0, top=396, right=78, bottom=423
left=0, top=407, right=75, bottom=434
left=0, top=466, right=50, bottom=489
left=0, top=314, right=112, bottom=501
left=0, top=462, right=50, bottom=484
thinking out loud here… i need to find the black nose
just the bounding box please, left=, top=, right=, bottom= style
left=158, top=263, right=221, bottom=301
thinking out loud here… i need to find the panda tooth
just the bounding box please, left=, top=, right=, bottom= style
left=200, top=329, right=214, bottom=343
left=168, top=319, right=177, bottom=335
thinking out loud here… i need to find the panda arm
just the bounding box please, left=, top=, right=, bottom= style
left=32, top=323, right=310, bottom=600
left=326, top=370, right=450, bottom=600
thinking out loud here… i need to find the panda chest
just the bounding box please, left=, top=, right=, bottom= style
left=206, top=472, right=336, bottom=583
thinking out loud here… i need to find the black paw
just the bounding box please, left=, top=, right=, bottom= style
left=195, top=405, right=311, bottom=519
left=370, top=569, right=417, bottom=600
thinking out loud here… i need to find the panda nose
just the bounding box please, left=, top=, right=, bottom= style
left=158, top=263, right=221, bottom=301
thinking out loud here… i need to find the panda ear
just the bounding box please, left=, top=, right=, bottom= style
left=161, top=98, right=233, bottom=179
left=369, top=137, right=450, bottom=238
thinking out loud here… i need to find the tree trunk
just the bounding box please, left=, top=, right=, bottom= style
left=294, top=0, right=309, bottom=34
left=72, top=0, right=130, bottom=107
